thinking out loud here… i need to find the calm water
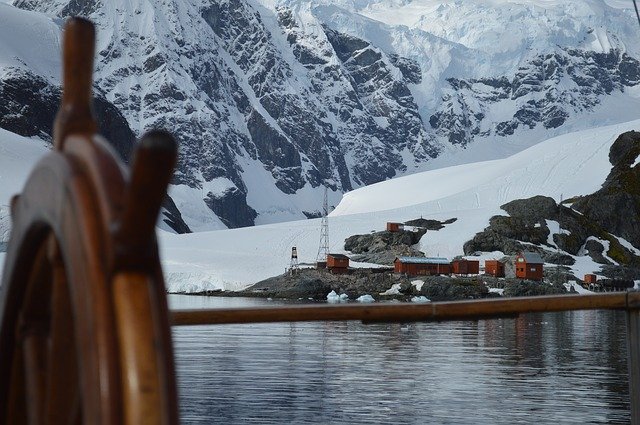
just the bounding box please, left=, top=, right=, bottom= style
left=169, top=295, right=631, bottom=424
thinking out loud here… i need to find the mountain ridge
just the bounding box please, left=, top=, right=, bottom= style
left=3, top=0, right=640, bottom=231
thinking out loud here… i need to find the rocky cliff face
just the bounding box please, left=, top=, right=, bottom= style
left=465, top=131, right=640, bottom=278
left=572, top=131, right=640, bottom=249
left=0, top=69, right=135, bottom=160
left=5, top=0, right=640, bottom=231
left=0, top=67, right=192, bottom=233
left=431, top=50, right=640, bottom=145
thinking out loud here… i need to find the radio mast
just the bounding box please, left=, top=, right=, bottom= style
left=316, top=187, right=329, bottom=262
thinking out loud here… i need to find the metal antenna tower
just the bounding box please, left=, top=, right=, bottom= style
left=316, top=187, right=329, bottom=262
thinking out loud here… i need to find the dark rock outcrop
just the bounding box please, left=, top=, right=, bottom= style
left=464, top=194, right=638, bottom=268
left=161, top=196, right=192, bottom=234
left=503, top=280, right=567, bottom=297
left=204, top=187, right=258, bottom=228
left=572, top=131, right=640, bottom=249
left=243, top=268, right=490, bottom=301
left=345, top=229, right=426, bottom=254
left=416, top=277, right=489, bottom=301
left=431, top=50, right=640, bottom=146
left=0, top=70, right=135, bottom=161
left=344, top=228, right=427, bottom=264
left=404, top=217, right=457, bottom=230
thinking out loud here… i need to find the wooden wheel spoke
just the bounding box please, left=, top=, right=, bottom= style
left=0, top=17, right=178, bottom=425
left=19, top=240, right=52, bottom=425
left=44, top=239, right=80, bottom=425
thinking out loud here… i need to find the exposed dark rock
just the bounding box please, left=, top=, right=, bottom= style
left=404, top=217, right=457, bottom=230
left=344, top=228, right=427, bottom=264
left=345, top=229, right=426, bottom=254
left=246, top=110, right=303, bottom=194
left=161, top=195, right=192, bottom=234
left=59, top=0, right=100, bottom=17
left=243, top=268, right=490, bottom=301
left=350, top=247, right=423, bottom=266
left=583, top=239, right=611, bottom=265
left=542, top=252, right=575, bottom=266
left=0, top=70, right=135, bottom=161
left=204, top=187, right=258, bottom=228
left=12, top=1, right=640, bottom=230
left=417, top=277, right=488, bottom=301
left=431, top=49, right=640, bottom=146
left=503, top=280, right=567, bottom=297
left=388, top=54, right=422, bottom=84
left=573, top=131, right=640, bottom=250
left=599, top=265, right=640, bottom=280
left=343, top=218, right=453, bottom=265
left=464, top=192, right=640, bottom=269
left=302, top=210, right=322, bottom=219
left=246, top=271, right=333, bottom=300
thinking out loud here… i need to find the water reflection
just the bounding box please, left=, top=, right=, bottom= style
left=170, top=296, right=630, bottom=424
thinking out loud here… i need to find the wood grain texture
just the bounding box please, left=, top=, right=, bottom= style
left=53, top=17, right=97, bottom=149
left=0, top=17, right=179, bottom=425
left=170, top=293, right=630, bottom=326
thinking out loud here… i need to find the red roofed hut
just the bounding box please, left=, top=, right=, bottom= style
left=584, top=274, right=597, bottom=284
left=451, top=259, right=480, bottom=275
left=394, top=257, right=451, bottom=276
left=327, top=254, right=349, bottom=274
left=515, top=251, right=544, bottom=281
left=386, top=222, right=404, bottom=232
left=485, top=260, right=505, bottom=277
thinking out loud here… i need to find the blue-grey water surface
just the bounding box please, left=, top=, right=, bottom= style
left=169, top=295, right=630, bottom=424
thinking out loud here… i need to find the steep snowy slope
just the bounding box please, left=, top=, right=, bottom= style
left=159, top=119, right=640, bottom=292
left=0, top=128, right=49, bottom=275
left=0, top=3, right=193, bottom=232
left=9, top=0, right=640, bottom=230
left=0, top=3, right=60, bottom=82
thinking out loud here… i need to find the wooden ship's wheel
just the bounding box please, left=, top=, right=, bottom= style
left=0, top=18, right=178, bottom=425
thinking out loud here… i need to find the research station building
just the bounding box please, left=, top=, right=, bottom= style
left=394, top=257, right=451, bottom=276
left=515, top=252, right=544, bottom=281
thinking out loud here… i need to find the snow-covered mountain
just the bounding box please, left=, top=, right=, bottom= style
left=157, top=119, right=640, bottom=293
left=1, top=98, right=639, bottom=292
left=3, top=0, right=640, bottom=231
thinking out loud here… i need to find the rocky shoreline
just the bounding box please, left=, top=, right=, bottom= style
left=185, top=268, right=570, bottom=302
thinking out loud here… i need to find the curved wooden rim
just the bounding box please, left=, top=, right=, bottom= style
left=0, top=16, right=178, bottom=424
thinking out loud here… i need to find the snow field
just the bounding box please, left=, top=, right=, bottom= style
left=160, top=118, right=640, bottom=291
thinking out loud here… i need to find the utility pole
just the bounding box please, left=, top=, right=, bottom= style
left=316, top=187, right=329, bottom=263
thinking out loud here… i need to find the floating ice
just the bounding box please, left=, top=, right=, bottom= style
left=356, top=294, right=375, bottom=303
left=327, top=290, right=349, bottom=303
left=411, top=296, right=431, bottom=303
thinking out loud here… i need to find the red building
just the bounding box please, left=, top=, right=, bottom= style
left=515, top=252, right=544, bottom=281
left=386, top=222, right=404, bottom=232
left=451, top=259, right=480, bottom=275
left=485, top=260, right=505, bottom=277
left=394, top=257, right=451, bottom=276
left=584, top=274, right=597, bottom=284
left=327, top=254, right=349, bottom=274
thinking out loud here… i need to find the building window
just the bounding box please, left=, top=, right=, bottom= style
left=531, top=267, right=536, bottom=272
